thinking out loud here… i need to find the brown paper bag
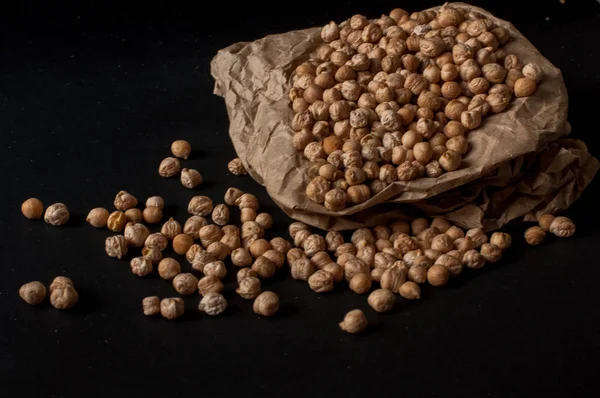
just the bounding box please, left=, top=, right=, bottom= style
left=211, top=3, right=598, bottom=231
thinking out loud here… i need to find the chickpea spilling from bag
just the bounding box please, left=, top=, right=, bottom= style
left=290, top=5, right=542, bottom=211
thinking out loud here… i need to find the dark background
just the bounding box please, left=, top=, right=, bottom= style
left=1, top=0, right=599, bottom=396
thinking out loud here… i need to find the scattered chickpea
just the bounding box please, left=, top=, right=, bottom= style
left=142, top=296, right=161, bottom=316
left=142, top=207, right=163, bottom=224
left=171, top=139, right=192, bottom=159
left=463, top=249, right=486, bottom=269
left=21, top=198, right=44, bottom=220
left=107, top=211, right=128, bottom=232
left=173, top=233, right=194, bottom=255
left=399, top=281, right=422, bottom=300
left=124, top=222, right=150, bottom=248
left=199, top=292, right=228, bottom=316
left=253, top=291, right=279, bottom=317
left=130, top=257, right=153, bottom=277
left=349, top=273, right=372, bottom=295
left=490, top=232, right=512, bottom=250
left=114, top=190, right=138, bottom=211
left=86, top=207, right=109, bottom=228
left=236, top=276, right=262, bottom=299
left=125, top=208, right=143, bottom=223
left=105, top=235, right=128, bottom=259
left=368, top=289, right=395, bottom=313
left=427, top=264, right=450, bottom=286
left=224, top=187, right=244, bottom=206
left=308, top=270, right=335, bottom=293
left=339, top=309, right=368, bottom=334
left=160, top=297, right=184, bottom=320
left=44, top=203, right=70, bottom=226
left=158, top=258, right=181, bottom=280
left=159, top=157, right=181, bottom=178
left=161, top=218, right=182, bottom=240
left=173, top=273, right=199, bottom=295
left=549, top=216, right=576, bottom=238
left=145, top=233, right=168, bottom=251
left=19, top=281, right=47, bottom=305
left=181, top=168, right=203, bottom=189
left=228, top=158, right=247, bottom=175
left=188, top=196, right=214, bottom=217
left=146, top=196, right=164, bottom=210
left=50, top=286, right=79, bottom=310
left=252, top=256, right=277, bottom=279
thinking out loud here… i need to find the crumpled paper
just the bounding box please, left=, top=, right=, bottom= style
left=211, top=2, right=598, bottom=231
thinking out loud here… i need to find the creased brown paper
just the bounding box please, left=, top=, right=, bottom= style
left=211, top=3, right=598, bottom=231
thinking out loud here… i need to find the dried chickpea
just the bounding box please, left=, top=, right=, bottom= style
left=253, top=291, right=279, bottom=317
left=228, top=158, right=247, bottom=175
left=86, top=207, right=109, bottom=228
left=160, top=298, right=184, bottom=320
left=159, top=157, right=181, bottom=178
left=142, top=296, right=160, bottom=316
left=538, top=214, right=555, bottom=232
left=142, top=247, right=163, bottom=265
left=50, top=286, right=79, bottom=310
left=19, top=281, right=47, bottom=305
left=399, top=281, right=422, bottom=300
left=339, top=309, right=368, bottom=334
left=158, top=258, right=181, bottom=280
left=173, top=273, right=199, bottom=295
left=188, top=196, right=213, bottom=217
left=107, top=211, right=127, bottom=232
left=368, top=289, right=395, bottom=313
left=44, top=203, right=70, bottom=226
left=130, top=257, right=153, bottom=277
left=181, top=168, right=203, bottom=189
left=21, top=198, right=44, bottom=220
left=427, top=264, right=450, bottom=286
left=525, top=226, right=545, bottom=245
left=270, top=237, right=292, bottom=254
left=252, top=256, right=277, bottom=279
left=125, top=208, right=143, bottom=223
left=490, top=232, right=512, bottom=250
left=549, top=216, right=576, bottom=238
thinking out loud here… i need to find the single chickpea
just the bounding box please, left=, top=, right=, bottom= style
left=253, top=291, right=279, bottom=317
left=44, top=203, right=70, bottom=226
left=19, top=281, right=47, bottom=305
left=427, top=264, right=450, bottom=286
left=368, top=289, right=395, bottom=313
left=50, top=286, right=79, bottom=310
left=124, top=222, right=150, bottom=248
left=105, top=235, right=128, bottom=259
left=549, top=216, right=576, bottom=238
left=399, top=281, right=422, bottom=300
left=159, top=157, right=181, bottom=178
left=160, top=298, right=184, bottom=320
left=349, top=273, right=372, bottom=295
left=181, top=168, right=203, bottom=189
left=86, top=207, right=109, bottom=228
left=107, top=211, right=127, bottom=232
left=173, top=273, right=199, bottom=295
left=142, top=247, right=163, bottom=265
left=339, top=309, right=368, bottom=334
left=142, top=296, right=161, bottom=316
left=171, top=139, right=192, bottom=159
left=252, top=256, right=277, bottom=279
left=21, top=198, right=44, bottom=220
left=514, top=78, right=537, bottom=97
left=490, top=232, right=512, bottom=250
left=525, top=226, right=545, bottom=245
left=158, top=258, right=181, bottom=280
left=130, top=257, right=153, bottom=277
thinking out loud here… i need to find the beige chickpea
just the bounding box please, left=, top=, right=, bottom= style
left=124, top=222, right=150, bottom=248
left=525, top=226, right=546, bottom=245
left=227, top=248, right=252, bottom=269
left=347, top=184, right=371, bottom=205
left=436, top=254, right=463, bottom=277
left=253, top=291, right=279, bottom=317
left=105, top=235, right=128, bottom=259
left=186, top=244, right=202, bottom=264
left=197, top=225, right=221, bottom=248
left=324, top=189, right=348, bottom=211
left=160, top=297, right=184, bottom=320
left=290, top=257, right=315, bottom=281
left=308, top=270, right=335, bottom=293
left=172, top=273, right=198, bottom=295
left=306, top=176, right=331, bottom=204
left=480, top=243, right=502, bottom=263
left=368, top=289, right=395, bottom=313
left=514, top=78, right=537, bottom=97
left=465, top=228, right=488, bottom=248
left=463, top=249, right=486, bottom=269
left=159, top=157, right=181, bottom=178
left=191, top=251, right=217, bottom=273
left=252, top=256, right=277, bottom=279
left=206, top=242, right=231, bottom=261
left=158, top=258, right=181, bottom=280
left=224, top=187, right=244, bottom=207
left=445, top=225, right=465, bottom=241
left=490, top=232, right=512, bottom=250
left=439, top=150, right=462, bottom=172
left=188, top=196, right=213, bottom=217
left=339, top=309, right=368, bottom=334
left=537, top=214, right=555, bottom=232
left=130, top=257, right=153, bottom=277
left=549, top=216, right=576, bottom=238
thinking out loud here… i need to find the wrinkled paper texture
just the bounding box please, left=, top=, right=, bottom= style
left=211, top=3, right=598, bottom=231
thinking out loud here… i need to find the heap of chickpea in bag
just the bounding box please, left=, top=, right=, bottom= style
left=290, top=4, right=543, bottom=211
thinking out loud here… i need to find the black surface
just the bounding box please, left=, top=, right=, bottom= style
left=1, top=1, right=599, bottom=397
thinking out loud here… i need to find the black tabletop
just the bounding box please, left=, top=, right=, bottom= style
left=1, top=1, right=599, bottom=397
